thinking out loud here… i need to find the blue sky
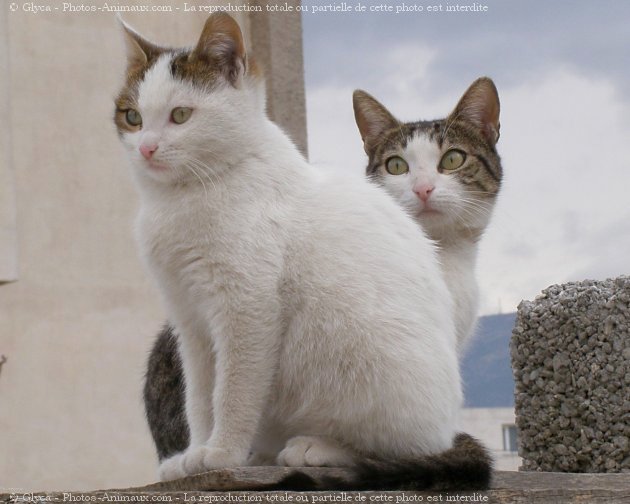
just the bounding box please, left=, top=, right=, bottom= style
left=301, top=0, right=630, bottom=314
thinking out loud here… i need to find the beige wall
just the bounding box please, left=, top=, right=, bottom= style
left=0, top=5, right=18, bottom=283
left=460, top=408, right=522, bottom=471
left=0, top=1, right=305, bottom=492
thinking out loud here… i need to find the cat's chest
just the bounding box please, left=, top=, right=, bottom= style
left=438, top=242, right=479, bottom=339
left=136, top=190, right=286, bottom=285
left=137, top=196, right=234, bottom=275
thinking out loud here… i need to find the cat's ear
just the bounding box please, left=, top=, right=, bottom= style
left=190, top=13, right=247, bottom=86
left=118, top=17, right=163, bottom=72
left=450, top=77, right=500, bottom=145
left=353, top=90, right=400, bottom=154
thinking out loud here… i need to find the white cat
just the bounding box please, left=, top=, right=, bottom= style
left=115, top=14, right=487, bottom=488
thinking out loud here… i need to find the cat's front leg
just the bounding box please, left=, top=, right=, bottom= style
left=181, top=298, right=283, bottom=476
left=158, top=324, right=215, bottom=481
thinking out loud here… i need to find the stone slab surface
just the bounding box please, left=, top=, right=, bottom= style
left=3, top=469, right=630, bottom=504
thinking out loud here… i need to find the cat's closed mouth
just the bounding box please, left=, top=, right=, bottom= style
left=417, top=205, right=442, bottom=216
left=145, top=160, right=169, bottom=172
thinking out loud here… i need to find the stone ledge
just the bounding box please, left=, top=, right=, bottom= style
left=2, top=469, right=630, bottom=504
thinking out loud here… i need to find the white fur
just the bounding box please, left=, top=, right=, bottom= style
left=121, top=55, right=460, bottom=480
left=375, top=133, right=496, bottom=353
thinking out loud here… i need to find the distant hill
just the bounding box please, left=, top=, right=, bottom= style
left=461, top=312, right=517, bottom=408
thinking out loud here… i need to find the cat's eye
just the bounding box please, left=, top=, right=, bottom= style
left=125, top=109, right=142, bottom=127
left=385, top=156, right=409, bottom=175
left=440, top=150, right=466, bottom=171
left=171, top=107, right=193, bottom=124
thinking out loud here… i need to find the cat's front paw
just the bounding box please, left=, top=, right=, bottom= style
left=158, top=452, right=186, bottom=481
left=277, top=436, right=356, bottom=467
left=181, top=445, right=247, bottom=475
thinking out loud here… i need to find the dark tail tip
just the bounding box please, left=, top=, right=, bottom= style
left=435, top=432, right=494, bottom=490
left=354, top=432, right=493, bottom=491
left=274, top=433, right=493, bottom=491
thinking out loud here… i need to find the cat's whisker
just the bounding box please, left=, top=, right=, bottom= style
left=460, top=198, right=493, bottom=215
left=456, top=203, right=491, bottom=222
left=175, top=152, right=214, bottom=193
left=458, top=197, right=490, bottom=210
left=188, top=163, right=218, bottom=196
left=449, top=205, right=479, bottom=230
left=184, top=161, right=211, bottom=201
left=186, top=157, right=224, bottom=193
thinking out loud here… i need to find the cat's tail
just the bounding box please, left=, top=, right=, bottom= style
left=277, top=433, right=493, bottom=491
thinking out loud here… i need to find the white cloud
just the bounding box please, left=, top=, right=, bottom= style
left=307, top=51, right=630, bottom=316
left=478, top=68, right=630, bottom=314
left=307, top=43, right=444, bottom=173
left=307, top=83, right=364, bottom=174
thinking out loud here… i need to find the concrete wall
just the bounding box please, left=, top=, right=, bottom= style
left=0, top=1, right=306, bottom=492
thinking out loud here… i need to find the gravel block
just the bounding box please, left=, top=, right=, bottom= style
left=511, top=276, right=630, bottom=472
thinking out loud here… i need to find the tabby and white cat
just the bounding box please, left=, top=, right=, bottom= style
left=143, top=80, right=502, bottom=469
left=118, top=13, right=491, bottom=488
left=353, top=77, right=502, bottom=352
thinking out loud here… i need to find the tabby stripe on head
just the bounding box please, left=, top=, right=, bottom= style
left=471, top=179, right=491, bottom=193
left=475, top=154, right=501, bottom=183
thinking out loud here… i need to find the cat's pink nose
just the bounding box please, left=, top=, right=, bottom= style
left=414, top=184, right=435, bottom=202
left=140, top=143, right=158, bottom=160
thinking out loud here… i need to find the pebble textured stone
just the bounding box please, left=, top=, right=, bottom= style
left=511, top=276, right=630, bottom=473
